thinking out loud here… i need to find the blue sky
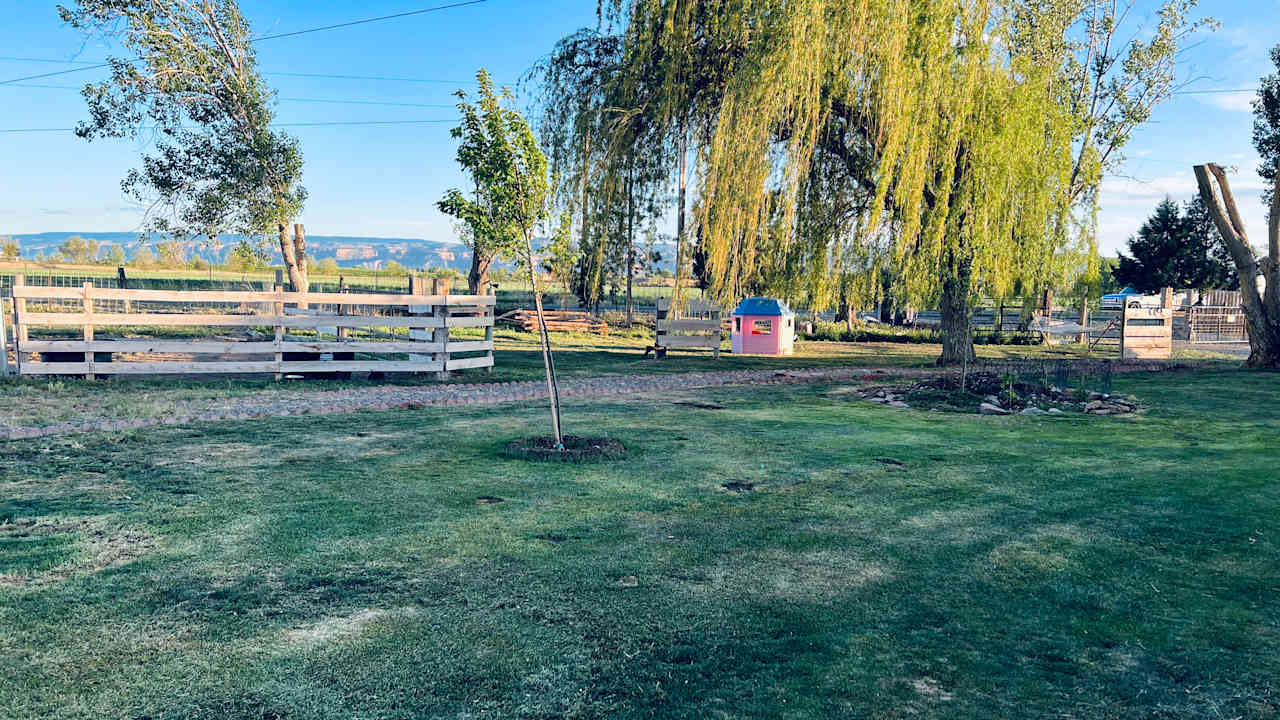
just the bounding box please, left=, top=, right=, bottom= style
left=0, top=0, right=1277, bottom=256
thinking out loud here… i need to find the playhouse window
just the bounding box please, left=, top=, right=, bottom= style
left=752, top=319, right=773, bottom=335
left=734, top=317, right=742, bottom=333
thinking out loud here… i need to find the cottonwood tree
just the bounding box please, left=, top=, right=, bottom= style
left=440, top=70, right=565, bottom=443
left=1191, top=45, right=1280, bottom=368
left=1047, top=0, right=1215, bottom=331
left=57, top=235, right=100, bottom=264
left=60, top=0, right=309, bottom=292
left=1, top=238, right=20, bottom=262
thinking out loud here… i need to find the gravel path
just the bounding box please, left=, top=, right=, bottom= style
left=0, top=360, right=1199, bottom=442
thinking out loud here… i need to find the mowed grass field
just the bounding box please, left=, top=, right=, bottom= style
left=0, top=331, right=1239, bottom=428
left=1, top=368, right=1277, bottom=718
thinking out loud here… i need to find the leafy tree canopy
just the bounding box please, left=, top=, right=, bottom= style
left=1113, top=197, right=1236, bottom=293
left=60, top=0, right=306, bottom=247
left=0, top=238, right=20, bottom=262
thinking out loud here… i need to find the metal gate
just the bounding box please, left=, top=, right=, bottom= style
left=1187, top=306, right=1247, bottom=343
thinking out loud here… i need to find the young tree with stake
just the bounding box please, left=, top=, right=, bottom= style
left=439, top=71, right=565, bottom=444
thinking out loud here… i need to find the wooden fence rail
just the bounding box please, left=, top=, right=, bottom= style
left=8, top=279, right=495, bottom=379
left=650, top=298, right=723, bottom=358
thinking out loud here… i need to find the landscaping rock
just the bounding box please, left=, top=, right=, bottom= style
left=888, top=401, right=911, bottom=409
left=1020, top=407, right=1046, bottom=415
left=980, top=403, right=1009, bottom=415
left=1085, top=400, right=1104, bottom=411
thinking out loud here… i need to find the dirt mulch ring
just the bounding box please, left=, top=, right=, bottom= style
left=503, top=435, right=627, bottom=462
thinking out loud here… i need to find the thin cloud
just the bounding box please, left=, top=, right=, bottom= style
left=1202, top=92, right=1255, bottom=113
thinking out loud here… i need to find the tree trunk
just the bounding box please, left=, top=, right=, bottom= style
left=468, top=248, right=495, bottom=295
left=523, top=229, right=564, bottom=445
left=276, top=222, right=308, bottom=294
left=1077, top=295, right=1090, bottom=345
left=625, top=157, right=635, bottom=327
left=1194, top=163, right=1280, bottom=368
left=673, top=125, right=689, bottom=316
left=580, top=133, right=595, bottom=312
left=937, top=248, right=976, bottom=365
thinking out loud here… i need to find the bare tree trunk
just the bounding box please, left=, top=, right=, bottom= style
left=468, top=249, right=495, bottom=295
left=523, top=230, right=564, bottom=445
left=1077, top=295, right=1090, bottom=345
left=938, top=247, right=976, bottom=365
left=625, top=157, right=635, bottom=327
left=276, top=222, right=306, bottom=293
left=673, top=125, right=689, bottom=316
left=1194, top=163, right=1280, bottom=368
left=580, top=132, right=593, bottom=311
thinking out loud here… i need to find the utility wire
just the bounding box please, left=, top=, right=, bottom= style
left=0, top=1, right=488, bottom=86
left=0, top=119, right=455, bottom=134
left=1, top=82, right=458, bottom=108
left=250, top=0, right=486, bottom=41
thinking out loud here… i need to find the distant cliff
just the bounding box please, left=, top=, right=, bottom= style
left=3, top=232, right=472, bottom=271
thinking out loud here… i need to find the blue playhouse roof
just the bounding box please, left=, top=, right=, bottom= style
left=733, top=297, right=793, bottom=316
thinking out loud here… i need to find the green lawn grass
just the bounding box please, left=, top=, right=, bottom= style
left=0, top=331, right=1240, bottom=428
left=2, top=368, right=1277, bottom=718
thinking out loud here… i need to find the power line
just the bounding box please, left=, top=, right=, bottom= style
left=251, top=0, right=487, bottom=41
left=0, top=1, right=488, bottom=86
left=0, top=119, right=455, bottom=134
left=266, top=71, right=481, bottom=85
left=1, top=58, right=488, bottom=85
left=1175, top=88, right=1255, bottom=95
left=0, top=82, right=458, bottom=108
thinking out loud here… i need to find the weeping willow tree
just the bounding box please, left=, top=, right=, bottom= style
left=531, top=28, right=673, bottom=318
left=598, top=0, right=1203, bottom=362
left=682, top=1, right=1078, bottom=362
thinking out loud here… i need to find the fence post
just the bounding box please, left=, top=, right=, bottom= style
left=337, top=275, right=348, bottom=343
left=0, top=287, right=9, bottom=377
left=13, top=275, right=25, bottom=375
left=83, top=282, right=95, bottom=380
left=273, top=284, right=283, bottom=381
left=408, top=275, right=431, bottom=369
left=435, top=292, right=450, bottom=381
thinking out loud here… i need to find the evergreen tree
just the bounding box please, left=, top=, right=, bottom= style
left=1113, top=197, right=1235, bottom=293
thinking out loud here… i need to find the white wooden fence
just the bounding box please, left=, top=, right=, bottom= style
left=7, top=279, right=495, bottom=378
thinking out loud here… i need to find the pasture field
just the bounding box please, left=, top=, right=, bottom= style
left=1, top=367, right=1277, bottom=718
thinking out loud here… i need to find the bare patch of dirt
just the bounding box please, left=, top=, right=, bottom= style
left=721, top=481, right=756, bottom=493
left=282, top=607, right=419, bottom=649
left=673, top=401, right=726, bottom=410
left=475, top=496, right=505, bottom=505
left=910, top=677, right=955, bottom=702
left=0, top=516, right=157, bottom=589
left=687, top=549, right=889, bottom=602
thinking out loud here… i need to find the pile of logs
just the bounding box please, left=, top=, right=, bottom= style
left=496, top=309, right=609, bottom=334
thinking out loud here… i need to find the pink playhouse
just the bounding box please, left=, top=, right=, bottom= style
left=731, top=297, right=795, bottom=356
